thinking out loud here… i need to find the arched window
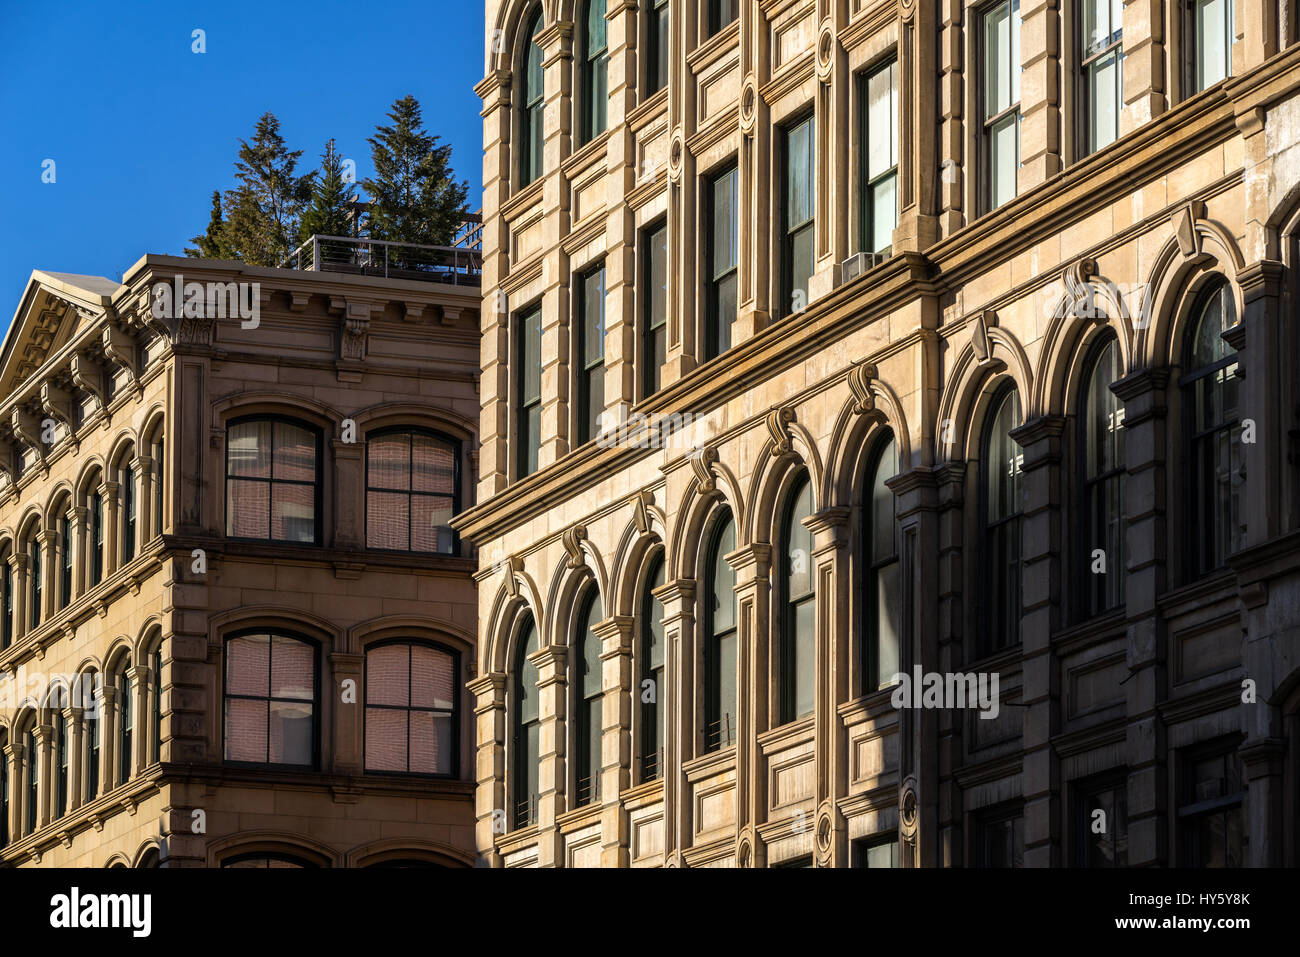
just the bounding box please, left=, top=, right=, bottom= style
left=24, top=724, right=38, bottom=835
left=520, top=10, right=545, bottom=187
left=364, top=640, right=458, bottom=776
left=864, top=432, right=900, bottom=691
left=365, top=428, right=459, bottom=554
left=639, top=553, right=665, bottom=781
left=58, top=512, right=72, bottom=611
left=119, top=449, right=137, bottom=565
left=511, top=615, right=541, bottom=828
left=225, top=416, right=322, bottom=545
left=117, top=663, right=133, bottom=786
left=1079, top=335, right=1126, bottom=617
left=84, top=676, right=102, bottom=803
left=151, top=648, right=162, bottom=764
left=779, top=474, right=815, bottom=724
left=572, top=588, right=603, bottom=806
left=2, top=546, right=13, bottom=649
left=27, top=531, right=42, bottom=631
left=980, top=386, right=1023, bottom=656
left=221, top=851, right=316, bottom=868
left=89, top=481, right=104, bottom=588
left=579, top=0, right=608, bottom=144
left=54, top=709, right=68, bottom=818
left=223, top=632, right=319, bottom=768
left=704, top=510, right=737, bottom=752
left=1183, top=280, right=1241, bottom=578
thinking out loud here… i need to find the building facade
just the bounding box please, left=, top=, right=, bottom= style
left=0, top=254, right=481, bottom=867
left=459, top=0, right=1300, bottom=866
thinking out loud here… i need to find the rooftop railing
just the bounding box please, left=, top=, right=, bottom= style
left=280, top=216, right=482, bottom=286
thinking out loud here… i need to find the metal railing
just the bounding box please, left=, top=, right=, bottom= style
left=280, top=231, right=482, bottom=286
left=704, top=715, right=734, bottom=752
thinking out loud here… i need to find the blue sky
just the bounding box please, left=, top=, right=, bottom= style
left=0, top=0, right=485, bottom=333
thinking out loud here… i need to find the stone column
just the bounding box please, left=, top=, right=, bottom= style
left=68, top=506, right=86, bottom=601
left=595, top=615, right=634, bottom=867
left=658, top=578, right=697, bottom=866
left=1018, top=0, right=1062, bottom=191
left=329, top=653, right=363, bottom=775
left=35, top=724, right=52, bottom=830
left=934, top=462, right=966, bottom=865
left=3, top=741, right=21, bottom=840
left=130, top=664, right=150, bottom=776
left=468, top=672, right=507, bottom=866
left=99, top=685, right=118, bottom=796
left=537, top=20, right=575, bottom=471
left=890, top=467, right=944, bottom=867
left=136, top=454, right=154, bottom=551
left=1112, top=367, right=1169, bottom=866
left=806, top=506, right=850, bottom=867
left=38, top=529, right=55, bottom=624
left=9, top=554, right=26, bottom=642
left=1009, top=415, right=1065, bottom=866
left=729, top=542, right=771, bottom=867
left=100, top=480, right=120, bottom=578
left=332, top=441, right=364, bottom=548
left=66, top=707, right=83, bottom=813
left=533, top=641, right=567, bottom=866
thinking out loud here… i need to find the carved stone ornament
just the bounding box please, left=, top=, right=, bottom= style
left=687, top=444, right=720, bottom=492
left=739, top=75, right=758, bottom=137
left=667, top=127, right=685, bottom=184
left=561, top=523, right=589, bottom=569
left=815, top=19, right=836, bottom=84
left=847, top=361, right=878, bottom=415
left=765, top=406, right=796, bottom=454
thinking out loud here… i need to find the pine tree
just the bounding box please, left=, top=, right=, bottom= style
left=299, top=139, right=358, bottom=252
left=185, top=190, right=229, bottom=259
left=220, top=113, right=314, bottom=266
left=362, top=95, right=469, bottom=255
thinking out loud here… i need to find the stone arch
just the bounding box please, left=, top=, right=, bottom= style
left=1134, top=217, right=1246, bottom=371
left=609, top=497, right=669, bottom=619
left=748, top=444, right=817, bottom=551
left=824, top=370, right=915, bottom=508
left=546, top=553, right=603, bottom=650
left=205, top=830, right=339, bottom=868
left=210, top=390, right=343, bottom=434
left=1035, top=275, right=1136, bottom=417
left=670, top=455, right=746, bottom=580
left=484, top=573, right=543, bottom=675
left=936, top=327, right=1033, bottom=464
left=346, top=836, right=475, bottom=868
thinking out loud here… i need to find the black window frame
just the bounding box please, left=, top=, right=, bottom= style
left=24, top=727, right=37, bottom=835
left=980, top=0, right=1022, bottom=214
left=1189, top=0, right=1234, bottom=95
left=511, top=615, right=541, bottom=829
left=862, top=431, right=901, bottom=692
left=2, top=557, right=13, bottom=650
left=646, top=0, right=670, bottom=96
left=576, top=262, right=607, bottom=446
left=28, top=534, right=41, bottom=630
left=708, top=0, right=738, bottom=37
left=121, top=458, right=136, bottom=564
left=516, top=304, right=544, bottom=480
left=223, top=415, right=324, bottom=547
left=1071, top=771, right=1129, bottom=867
left=858, top=56, right=899, bottom=256
left=703, top=510, right=737, bottom=753
left=84, top=687, right=101, bottom=803
left=638, top=552, right=666, bottom=783
left=89, top=489, right=104, bottom=587
left=1079, top=0, right=1124, bottom=156
left=579, top=0, right=609, bottom=145
left=221, top=629, right=322, bottom=771
left=781, top=112, right=816, bottom=319
left=363, top=426, right=462, bottom=555
left=363, top=638, right=461, bottom=779
left=978, top=383, right=1024, bottom=658
left=571, top=587, right=603, bottom=806
left=704, top=162, right=739, bottom=361
left=1178, top=738, right=1245, bottom=867
left=974, top=802, right=1025, bottom=867
left=58, top=515, right=72, bottom=610
left=520, top=8, right=546, bottom=188
left=55, top=712, right=68, bottom=819
left=1077, top=334, right=1127, bottom=620
left=778, top=473, right=815, bottom=725
left=117, top=665, right=133, bottom=786
left=641, top=219, right=668, bottom=399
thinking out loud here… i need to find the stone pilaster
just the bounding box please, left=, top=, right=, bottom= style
left=136, top=455, right=153, bottom=550
left=1112, top=367, right=1169, bottom=866
left=332, top=440, right=364, bottom=548
left=894, top=0, right=942, bottom=251
left=729, top=541, right=771, bottom=866
left=99, top=685, right=118, bottom=797
left=99, top=480, right=120, bottom=577
left=595, top=615, right=634, bottom=866
left=68, top=506, right=86, bottom=602
left=1018, top=0, right=1062, bottom=190
left=532, top=641, right=567, bottom=866
left=2, top=742, right=20, bottom=840
left=65, top=707, right=83, bottom=813
left=34, top=724, right=52, bottom=830
left=1121, top=0, right=1167, bottom=132
left=468, top=671, right=507, bottom=867
left=934, top=462, right=966, bottom=865
left=657, top=578, right=696, bottom=865
left=330, top=653, right=363, bottom=775
left=8, top=553, right=25, bottom=642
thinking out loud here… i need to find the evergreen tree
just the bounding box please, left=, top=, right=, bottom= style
left=299, top=139, right=358, bottom=244
left=185, top=190, right=229, bottom=259
left=220, top=113, right=313, bottom=265
left=363, top=95, right=469, bottom=253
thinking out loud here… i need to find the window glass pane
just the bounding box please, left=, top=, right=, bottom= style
left=718, top=631, right=737, bottom=744
left=870, top=173, right=898, bottom=256
left=582, top=595, right=603, bottom=699
left=583, top=268, right=606, bottom=366
left=368, top=644, right=409, bottom=707
left=224, top=698, right=268, bottom=762
left=711, top=168, right=738, bottom=276
left=986, top=390, right=1023, bottom=521
left=986, top=3, right=1011, bottom=116
left=794, top=598, right=815, bottom=717
left=366, top=707, right=406, bottom=771
left=645, top=559, right=665, bottom=670
left=1011, top=1, right=1021, bottom=103
left=227, top=421, right=271, bottom=478
left=411, top=435, right=454, bottom=494
left=990, top=113, right=1019, bottom=209
left=1090, top=53, right=1120, bottom=151
left=517, top=622, right=540, bottom=724
left=587, top=0, right=606, bottom=53
left=1196, top=0, right=1230, bottom=89
left=790, top=225, right=815, bottom=308
left=413, top=645, right=455, bottom=710
left=867, top=62, right=896, bottom=178
left=367, top=491, right=409, bottom=550
left=226, top=635, right=270, bottom=697
left=271, top=483, right=315, bottom=543
left=786, top=479, right=814, bottom=598
left=411, top=709, right=450, bottom=775
left=872, top=437, right=899, bottom=561
left=521, top=308, right=542, bottom=403
left=271, top=637, right=314, bottom=700
left=711, top=517, right=736, bottom=632
left=273, top=422, right=316, bottom=482
left=787, top=119, right=814, bottom=227
left=876, top=559, right=901, bottom=682
left=369, top=433, right=410, bottom=491
left=269, top=700, right=313, bottom=764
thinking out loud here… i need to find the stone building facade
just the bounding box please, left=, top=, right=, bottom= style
left=459, top=0, right=1300, bottom=866
left=0, top=256, right=481, bottom=867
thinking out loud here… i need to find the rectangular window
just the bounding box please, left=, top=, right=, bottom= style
left=1082, top=0, right=1123, bottom=154
left=224, top=633, right=318, bottom=768
left=1193, top=0, right=1233, bottom=92
left=647, top=0, right=670, bottom=95
left=225, top=419, right=321, bottom=544
left=365, top=430, right=459, bottom=554
left=852, top=835, right=901, bottom=867
left=517, top=306, right=543, bottom=479
left=577, top=263, right=606, bottom=445
left=643, top=221, right=668, bottom=398
left=984, top=0, right=1021, bottom=211
left=709, top=0, right=737, bottom=36
left=705, top=164, right=739, bottom=360
left=582, top=1, right=609, bottom=143
left=783, top=115, right=816, bottom=317
left=365, top=643, right=458, bottom=777
left=975, top=805, right=1024, bottom=867
left=860, top=59, right=899, bottom=255
left=59, top=517, right=71, bottom=610
left=1073, top=776, right=1128, bottom=866
left=1179, top=745, right=1245, bottom=866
